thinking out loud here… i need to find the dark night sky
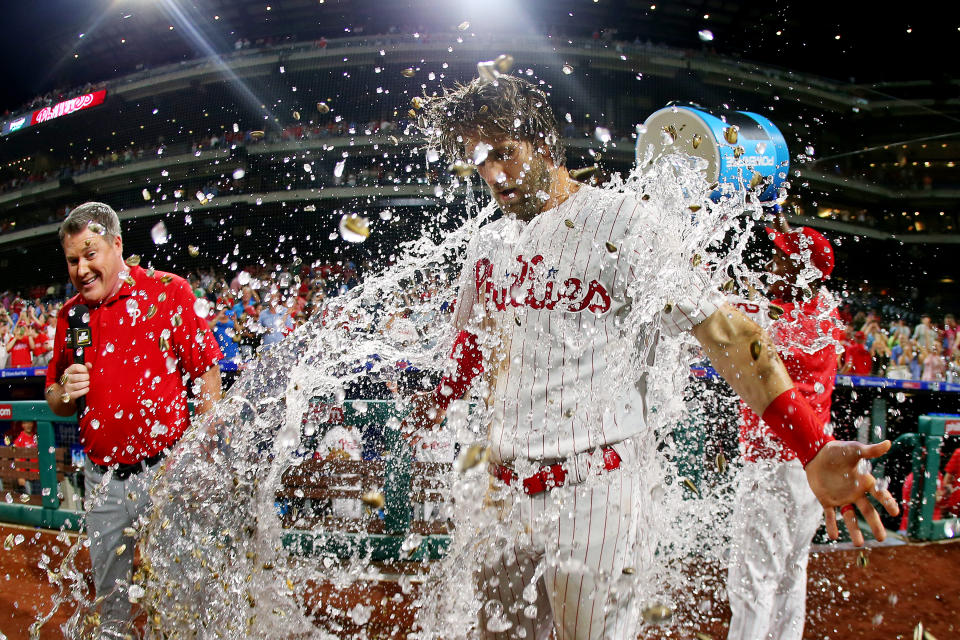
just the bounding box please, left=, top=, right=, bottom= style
left=0, top=1, right=956, bottom=113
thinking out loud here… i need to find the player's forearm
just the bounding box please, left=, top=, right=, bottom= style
left=692, top=303, right=793, bottom=415
left=694, top=303, right=834, bottom=465
left=194, top=366, right=222, bottom=415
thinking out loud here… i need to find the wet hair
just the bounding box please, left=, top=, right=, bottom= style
left=58, top=201, right=121, bottom=244
left=422, top=74, right=564, bottom=165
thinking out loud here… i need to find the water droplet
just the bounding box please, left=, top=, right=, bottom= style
left=90, top=419, right=100, bottom=430
left=232, top=168, right=245, bottom=180
left=896, top=392, right=906, bottom=403
left=457, top=21, right=470, bottom=31
left=151, top=221, right=168, bottom=245
left=193, top=298, right=211, bottom=318
left=805, top=145, right=815, bottom=156
left=141, top=189, right=152, bottom=201
left=128, top=584, right=145, bottom=603
left=349, top=604, right=372, bottom=626
left=339, top=214, right=370, bottom=243
left=471, top=142, right=492, bottom=165
left=698, top=29, right=714, bottom=42
left=476, top=61, right=499, bottom=83
left=316, top=102, right=330, bottom=114
left=561, top=64, right=574, bottom=74
left=334, top=160, right=346, bottom=178
left=661, top=125, right=677, bottom=145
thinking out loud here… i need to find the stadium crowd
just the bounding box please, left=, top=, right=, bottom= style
left=0, top=256, right=457, bottom=376
left=2, top=260, right=959, bottom=386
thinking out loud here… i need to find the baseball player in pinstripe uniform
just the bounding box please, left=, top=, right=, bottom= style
left=406, top=75, right=899, bottom=640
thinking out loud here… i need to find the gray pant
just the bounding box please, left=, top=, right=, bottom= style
left=83, top=459, right=153, bottom=638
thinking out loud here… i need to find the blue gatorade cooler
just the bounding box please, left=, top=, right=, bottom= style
left=635, top=105, right=790, bottom=202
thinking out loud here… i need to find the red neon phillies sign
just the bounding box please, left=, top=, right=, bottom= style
left=31, top=89, right=107, bottom=126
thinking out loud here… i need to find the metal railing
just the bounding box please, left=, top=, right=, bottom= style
left=0, top=401, right=82, bottom=531
left=5, top=396, right=956, bottom=549
left=0, top=398, right=452, bottom=560
left=876, top=414, right=960, bottom=541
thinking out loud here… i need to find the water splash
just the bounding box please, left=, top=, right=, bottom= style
left=43, top=150, right=798, bottom=639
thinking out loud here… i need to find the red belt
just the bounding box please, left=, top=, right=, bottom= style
left=492, top=447, right=622, bottom=495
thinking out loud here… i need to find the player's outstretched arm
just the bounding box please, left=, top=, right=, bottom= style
left=692, top=303, right=899, bottom=545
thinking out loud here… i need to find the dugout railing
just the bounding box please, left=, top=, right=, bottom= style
left=1, top=396, right=958, bottom=554
left=874, top=414, right=960, bottom=541
left=0, top=398, right=453, bottom=561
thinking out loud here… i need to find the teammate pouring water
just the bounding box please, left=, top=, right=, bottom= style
left=406, top=75, right=899, bottom=640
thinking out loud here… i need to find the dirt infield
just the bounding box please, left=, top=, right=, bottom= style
left=2, top=525, right=957, bottom=639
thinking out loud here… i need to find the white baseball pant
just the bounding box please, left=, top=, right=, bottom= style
left=475, top=440, right=645, bottom=640
left=726, top=458, right=822, bottom=640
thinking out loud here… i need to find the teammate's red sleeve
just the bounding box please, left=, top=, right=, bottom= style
left=434, top=330, right=483, bottom=410
left=761, top=388, right=835, bottom=467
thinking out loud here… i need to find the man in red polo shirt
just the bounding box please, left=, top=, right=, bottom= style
left=728, top=224, right=844, bottom=640
left=44, top=202, right=222, bottom=638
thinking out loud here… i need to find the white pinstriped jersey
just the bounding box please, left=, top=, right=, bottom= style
left=453, top=185, right=720, bottom=464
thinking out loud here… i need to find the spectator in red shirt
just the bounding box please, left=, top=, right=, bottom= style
left=900, top=471, right=945, bottom=531
left=31, top=321, right=52, bottom=366
left=944, top=314, right=958, bottom=356
left=939, top=448, right=960, bottom=518
left=841, top=331, right=873, bottom=375
left=44, top=202, right=223, bottom=637
left=5, top=322, right=34, bottom=368
left=11, top=420, right=38, bottom=494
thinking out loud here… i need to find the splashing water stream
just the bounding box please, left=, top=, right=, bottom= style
left=39, top=150, right=807, bottom=639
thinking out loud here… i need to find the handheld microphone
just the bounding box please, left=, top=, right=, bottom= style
left=66, top=304, right=92, bottom=418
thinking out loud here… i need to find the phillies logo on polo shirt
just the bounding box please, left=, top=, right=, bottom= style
left=475, top=255, right=612, bottom=314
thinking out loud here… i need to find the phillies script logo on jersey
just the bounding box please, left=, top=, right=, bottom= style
left=475, top=255, right=612, bottom=314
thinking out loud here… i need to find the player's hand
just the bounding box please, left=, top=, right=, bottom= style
left=400, top=391, right=444, bottom=448
left=805, top=439, right=899, bottom=546
left=61, top=363, right=93, bottom=401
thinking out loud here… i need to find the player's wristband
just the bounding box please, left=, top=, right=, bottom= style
left=761, top=388, right=835, bottom=467
left=434, top=330, right=483, bottom=410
